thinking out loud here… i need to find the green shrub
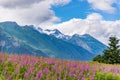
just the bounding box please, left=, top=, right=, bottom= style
left=95, top=72, right=120, bottom=80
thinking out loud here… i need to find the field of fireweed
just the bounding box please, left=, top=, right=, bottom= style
left=0, top=52, right=120, bottom=80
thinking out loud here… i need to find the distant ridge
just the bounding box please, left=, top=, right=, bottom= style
left=0, top=21, right=106, bottom=61
left=40, top=28, right=107, bottom=55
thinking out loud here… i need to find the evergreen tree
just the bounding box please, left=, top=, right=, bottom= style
left=93, top=36, right=120, bottom=64
left=93, top=55, right=103, bottom=62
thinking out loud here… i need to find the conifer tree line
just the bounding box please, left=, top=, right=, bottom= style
left=93, top=36, right=120, bottom=64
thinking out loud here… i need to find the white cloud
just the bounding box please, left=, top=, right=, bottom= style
left=0, top=0, right=71, bottom=26
left=51, top=0, right=71, bottom=6
left=0, top=0, right=43, bottom=8
left=0, top=0, right=71, bottom=8
left=41, top=13, right=120, bottom=45
left=87, top=0, right=116, bottom=13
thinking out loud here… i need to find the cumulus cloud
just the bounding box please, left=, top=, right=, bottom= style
left=0, top=0, right=71, bottom=8
left=87, top=0, right=116, bottom=13
left=0, top=0, right=71, bottom=25
left=41, top=13, right=120, bottom=44
left=0, top=0, right=43, bottom=8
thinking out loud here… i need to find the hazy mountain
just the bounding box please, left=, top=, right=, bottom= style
left=0, top=21, right=94, bottom=61
left=68, top=34, right=107, bottom=55
left=0, top=22, right=47, bottom=57
left=42, top=29, right=107, bottom=55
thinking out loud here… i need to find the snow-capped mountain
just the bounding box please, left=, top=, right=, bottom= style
left=0, top=21, right=107, bottom=60
left=37, top=28, right=107, bottom=55
left=36, top=27, right=107, bottom=55
left=37, top=28, right=71, bottom=40
left=0, top=21, right=94, bottom=61
left=37, top=27, right=43, bottom=33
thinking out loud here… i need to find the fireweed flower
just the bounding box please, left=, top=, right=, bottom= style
left=38, top=70, right=43, bottom=78
left=15, top=68, right=19, bottom=74
left=92, top=75, right=95, bottom=80
left=24, top=72, right=29, bottom=78
left=7, top=76, right=12, bottom=80
left=53, top=65, right=57, bottom=70
left=29, top=67, right=33, bottom=73
left=35, top=76, right=39, bottom=80
left=68, top=72, right=73, bottom=77
left=80, top=71, right=83, bottom=76
left=0, top=53, right=120, bottom=79
left=72, top=63, right=77, bottom=67
left=44, top=68, right=50, bottom=74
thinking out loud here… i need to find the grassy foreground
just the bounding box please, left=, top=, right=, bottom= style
left=0, top=52, right=120, bottom=80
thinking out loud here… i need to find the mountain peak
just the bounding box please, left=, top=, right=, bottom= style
left=72, top=34, right=94, bottom=39
left=42, top=29, right=71, bottom=40
left=0, top=21, right=18, bottom=26
left=69, top=33, right=107, bottom=55
left=42, top=29, right=62, bottom=36
left=45, top=29, right=62, bottom=34
left=82, top=34, right=93, bottom=38
left=37, top=27, right=43, bottom=32
left=52, top=29, right=62, bottom=35
left=44, top=29, right=64, bottom=38
left=73, top=34, right=79, bottom=36
left=72, top=34, right=83, bottom=38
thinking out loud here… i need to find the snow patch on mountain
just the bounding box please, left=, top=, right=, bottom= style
left=37, top=28, right=71, bottom=40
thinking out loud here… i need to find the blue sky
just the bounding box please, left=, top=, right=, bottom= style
left=0, top=0, right=119, bottom=24
left=51, top=0, right=120, bottom=22
left=52, top=0, right=91, bottom=22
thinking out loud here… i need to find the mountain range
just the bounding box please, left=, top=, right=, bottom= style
left=38, top=28, right=107, bottom=55
left=0, top=21, right=107, bottom=61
